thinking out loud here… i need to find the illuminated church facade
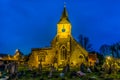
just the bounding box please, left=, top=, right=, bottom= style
left=28, top=6, right=88, bottom=68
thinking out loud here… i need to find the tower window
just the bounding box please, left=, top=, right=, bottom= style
left=62, top=25, right=66, bottom=32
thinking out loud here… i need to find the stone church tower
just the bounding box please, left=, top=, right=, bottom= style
left=28, top=6, right=88, bottom=68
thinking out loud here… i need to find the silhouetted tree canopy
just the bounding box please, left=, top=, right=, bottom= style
left=99, top=44, right=111, bottom=57
left=99, top=42, right=120, bottom=58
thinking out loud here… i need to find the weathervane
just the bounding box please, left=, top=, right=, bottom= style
left=64, top=2, right=66, bottom=7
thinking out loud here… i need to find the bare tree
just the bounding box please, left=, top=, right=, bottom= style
left=99, top=44, right=111, bottom=57
left=100, top=42, right=120, bottom=58
left=115, top=42, right=120, bottom=58
left=110, top=45, right=115, bottom=57
left=110, top=42, right=120, bottom=58
left=78, top=34, right=93, bottom=52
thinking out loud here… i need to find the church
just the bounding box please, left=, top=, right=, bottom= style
left=28, top=6, right=88, bottom=68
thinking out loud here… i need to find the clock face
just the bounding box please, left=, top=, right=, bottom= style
left=62, top=28, right=65, bottom=32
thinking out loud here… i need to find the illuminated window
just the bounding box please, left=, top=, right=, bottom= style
left=61, top=46, right=67, bottom=60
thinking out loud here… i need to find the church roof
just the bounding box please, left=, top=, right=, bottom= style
left=32, top=47, right=52, bottom=51
left=58, top=6, right=70, bottom=24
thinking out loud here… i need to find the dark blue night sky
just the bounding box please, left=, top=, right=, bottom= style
left=1, top=0, right=120, bottom=55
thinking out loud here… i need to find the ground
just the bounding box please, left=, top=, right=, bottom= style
left=13, top=67, right=120, bottom=80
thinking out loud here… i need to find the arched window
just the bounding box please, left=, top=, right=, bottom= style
left=61, top=46, right=67, bottom=60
